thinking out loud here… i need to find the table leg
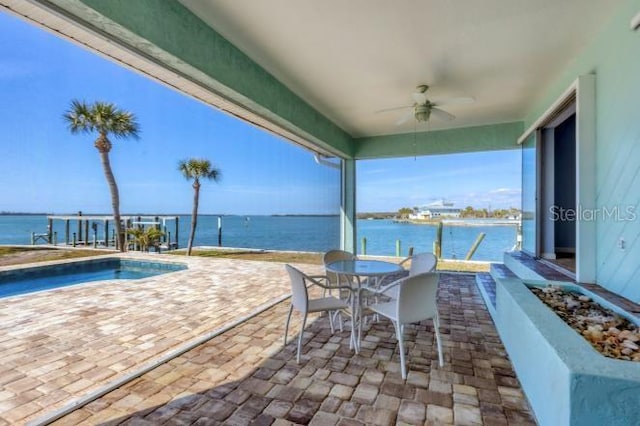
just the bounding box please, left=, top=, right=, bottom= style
left=357, top=287, right=363, bottom=352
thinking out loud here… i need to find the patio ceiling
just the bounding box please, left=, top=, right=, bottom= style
left=1, top=0, right=621, bottom=158
left=179, top=0, right=619, bottom=137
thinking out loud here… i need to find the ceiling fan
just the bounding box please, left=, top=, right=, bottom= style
left=378, top=84, right=474, bottom=125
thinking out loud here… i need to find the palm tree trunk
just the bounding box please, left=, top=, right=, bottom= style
left=187, top=180, right=200, bottom=256
left=99, top=150, right=125, bottom=252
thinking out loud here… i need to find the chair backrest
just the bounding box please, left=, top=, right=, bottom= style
left=323, top=249, right=356, bottom=285
left=285, top=264, right=309, bottom=314
left=323, top=249, right=356, bottom=265
left=408, top=252, right=437, bottom=276
left=396, top=272, right=439, bottom=324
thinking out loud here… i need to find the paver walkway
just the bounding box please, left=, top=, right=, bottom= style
left=53, top=273, right=535, bottom=425
left=0, top=254, right=322, bottom=425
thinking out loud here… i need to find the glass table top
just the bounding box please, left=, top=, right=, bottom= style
left=326, top=259, right=403, bottom=276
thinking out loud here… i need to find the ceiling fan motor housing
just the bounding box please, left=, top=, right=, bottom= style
left=414, top=104, right=431, bottom=122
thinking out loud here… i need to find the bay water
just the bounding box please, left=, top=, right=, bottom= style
left=0, top=215, right=516, bottom=261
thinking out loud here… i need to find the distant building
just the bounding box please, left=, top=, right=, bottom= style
left=409, top=200, right=461, bottom=219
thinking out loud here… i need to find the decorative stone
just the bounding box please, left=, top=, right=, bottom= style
left=530, top=286, right=640, bottom=361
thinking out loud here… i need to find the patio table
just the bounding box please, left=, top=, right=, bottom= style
left=326, top=259, right=403, bottom=352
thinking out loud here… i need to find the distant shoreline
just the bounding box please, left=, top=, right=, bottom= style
left=393, top=218, right=520, bottom=226
left=0, top=212, right=517, bottom=224
left=0, top=212, right=52, bottom=216
left=0, top=212, right=340, bottom=217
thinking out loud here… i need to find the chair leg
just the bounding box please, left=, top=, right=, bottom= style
left=284, top=304, right=293, bottom=346
left=349, top=298, right=359, bottom=353
left=297, top=313, right=308, bottom=364
left=357, top=290, right=364, bottom=353
left=395, top=321, right=407, bottom=380
left=434, top=314, right=444, bottom=367
left=328, top=310, right=335, bottom=334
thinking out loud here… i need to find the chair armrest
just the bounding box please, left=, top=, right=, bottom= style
left=304, top=275, right=353, bottom=294
left=363, top=274, right=409, bottom=295
left=307, top=274, right=330, bottom=284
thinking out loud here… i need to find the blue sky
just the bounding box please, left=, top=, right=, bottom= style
left=358, top=150, right=521, bottom=212
left=0, top=11, right=520, bottom=215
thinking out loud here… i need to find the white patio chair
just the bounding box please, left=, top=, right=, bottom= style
left=399, top=251, right=438, bottom=276
left=382, top=251, right=438, bottom=299
left=322, top=249, right=357, bottom=297
left=366, top=272, right=443, bottom=379
left=284, top=264, right=354, bottom=363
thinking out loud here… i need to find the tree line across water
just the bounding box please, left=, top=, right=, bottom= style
left=395, top=206, right=521, bottom=219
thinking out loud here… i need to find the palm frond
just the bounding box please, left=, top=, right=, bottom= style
left=178, top=158, right=222, bottom=182
left=63, top=99, right=94, bottom=134
left=63, top=100, right=140, bottom=139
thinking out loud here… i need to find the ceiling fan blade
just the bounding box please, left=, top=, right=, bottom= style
left=396, top=111, right=414, bottom=125
left=412, top=92, right=427, bottom=104
left=375, top=105, right=412, bottom=113
left=432, top=96, right=475, bottom=106
left=431, top=107, right=456, bottom=121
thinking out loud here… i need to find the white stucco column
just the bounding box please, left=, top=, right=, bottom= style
left=341, top=158, right=356, bottom=253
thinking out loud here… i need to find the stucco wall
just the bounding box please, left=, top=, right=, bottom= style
left=353, top=121, right=523, bottom=159
left=62, top=0, right=354, bottom=157
left=524, top=0, right=640, bottom=302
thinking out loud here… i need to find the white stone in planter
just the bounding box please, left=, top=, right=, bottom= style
left=495, top=278, right=640, bottom=426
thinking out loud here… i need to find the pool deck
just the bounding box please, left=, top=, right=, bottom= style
left=0, top=254, right=534, bottom=425
left=0, top=253, right=318, bottom=425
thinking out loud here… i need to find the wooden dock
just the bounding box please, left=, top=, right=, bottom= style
left=38, top=213, right=180, bottom=251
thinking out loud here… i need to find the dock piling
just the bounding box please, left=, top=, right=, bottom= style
left=396, top=240, right=401, bottom=257
left=92, top=223, right=98, bottom=248
left=77, top=211, right=82, bottom=244
left=45, top=214, right=179, bottom=250
left=465, top=232, right=486, bottom=260
left=175, top=217, right=179, bottom=249
left=434, top=222, right=443, bottom=258
left=361, top=237, right=367, bottom=255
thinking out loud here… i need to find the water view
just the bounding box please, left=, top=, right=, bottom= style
left=0, top=214, right=516, bottom=261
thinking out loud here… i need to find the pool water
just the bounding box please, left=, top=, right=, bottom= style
left=0, top=258, right=186, bottom=298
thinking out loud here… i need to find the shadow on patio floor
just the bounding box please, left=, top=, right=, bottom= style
left=53, top=274, right=535, bottom=426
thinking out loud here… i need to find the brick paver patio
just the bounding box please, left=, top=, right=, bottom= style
left=49, top=272, right=535, bottom=425
left=0, top=254, right=322, bottom=425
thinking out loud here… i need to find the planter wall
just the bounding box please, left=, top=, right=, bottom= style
left=495, top=278, right=640, bottom=426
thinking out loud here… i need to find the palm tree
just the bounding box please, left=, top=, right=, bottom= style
left=127, top=227, right=164, bottom=252
left=63, top=100, right=140, bottom=252
left=178, top=158, right=221, bottom=255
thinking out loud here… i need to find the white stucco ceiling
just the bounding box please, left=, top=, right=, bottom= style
left=179, top=0, right=619, bottom=137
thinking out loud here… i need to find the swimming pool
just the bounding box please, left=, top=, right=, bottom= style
left=0, top=258, right=187, bottom=298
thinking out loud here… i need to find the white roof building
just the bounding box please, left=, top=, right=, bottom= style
left=409, top=200, right=461, bottom=219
